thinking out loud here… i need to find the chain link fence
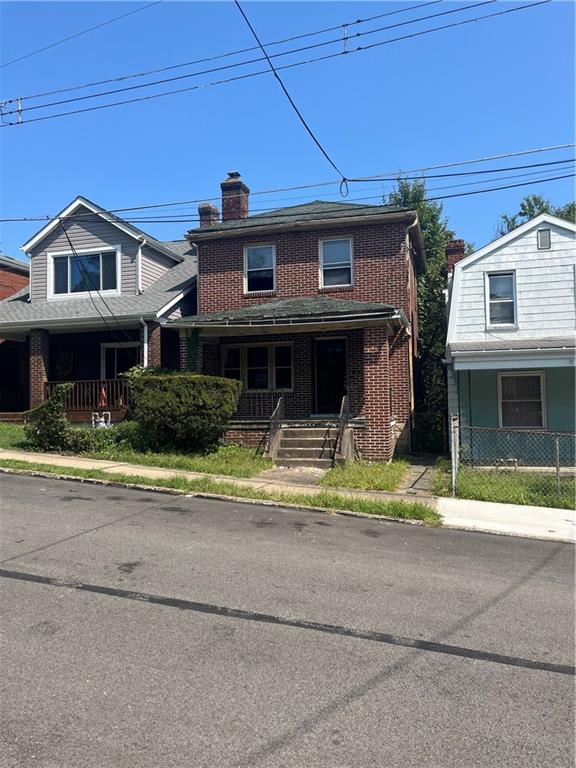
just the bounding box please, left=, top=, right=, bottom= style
left=450, top=418, right=576, bottom=509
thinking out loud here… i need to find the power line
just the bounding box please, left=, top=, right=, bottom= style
left=5, top=1, right=443, bottom=103
left=0, top=1, right=551, bottom=128
left=0, top=2, right=161, bottom=70
left=234, top=0, right=347, bottom=186
left=3, top=0, right=492, bottom=116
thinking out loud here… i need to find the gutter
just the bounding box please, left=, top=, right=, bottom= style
left=171, top=309, right=408, bottom=330
left=140, top=317, right=148, bottom=367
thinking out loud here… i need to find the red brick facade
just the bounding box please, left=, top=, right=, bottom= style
left=145, top=321, right=162, bottom=368
left=0, top=266, right=28, bottom=302
left=29, top=328, right=49, bottom=409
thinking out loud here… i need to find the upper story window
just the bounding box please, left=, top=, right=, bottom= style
left=319, top=238, right=353, bottom=288
left=486, top=271, right=516, bottom=326
left=537, top=229, right=551, bottom=250
left=244, top=245, right=275, bottom=293
left=498, top=372, right=545, bottom=429
left=50, top=248, right=119, bottom=299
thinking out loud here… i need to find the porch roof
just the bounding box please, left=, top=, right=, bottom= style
left=170, top=295, right=407, bottom=330
left=0, top=254, right=197, bottom=333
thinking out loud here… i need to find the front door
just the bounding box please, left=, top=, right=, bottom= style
left=315, top=339, right=347, bottom=415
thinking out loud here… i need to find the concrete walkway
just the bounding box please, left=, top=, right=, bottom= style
left=0, top=448, right=573, bottom=542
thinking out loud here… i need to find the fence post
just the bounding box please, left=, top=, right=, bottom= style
left=555, top=435, right=561, bottom=500
left=450, top=415, right=459, bottom=497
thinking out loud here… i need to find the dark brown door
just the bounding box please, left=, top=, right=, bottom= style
left=315, top=339, right=347, bottom=415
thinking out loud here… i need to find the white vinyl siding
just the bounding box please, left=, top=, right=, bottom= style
left=140, top=248, right=174, bottom=289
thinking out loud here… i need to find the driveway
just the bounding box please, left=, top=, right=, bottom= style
left=0, top=473, right=574, bottom=767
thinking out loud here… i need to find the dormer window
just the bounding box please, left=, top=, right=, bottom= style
left=486, top=271, right=516, bottom=326
left=49, top=248, right=120, bottom=299
left=537, top=229, right=551, bottom=250
left=244, top=245, right=275, bottom=293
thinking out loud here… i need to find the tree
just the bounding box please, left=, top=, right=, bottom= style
left=385, top=179, right=453, bottom=421
left=497, top=194, right=576, bottom=235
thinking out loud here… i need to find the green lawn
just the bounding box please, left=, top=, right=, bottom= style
left=435, top=459, right=576, bottom=510
left=0, top=458, right=441, bottom=525
left=321, top=459, right=408, bottom=492
left=0, top=423, right=27, bottom=449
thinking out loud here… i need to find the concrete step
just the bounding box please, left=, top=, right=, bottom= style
left=280, top=437, right=337, bottom=449
left=282, top=428, right=339, bottom=439
left=276, top=447, right=335, bottom=460
left=275, top=457, right=338, bottom=469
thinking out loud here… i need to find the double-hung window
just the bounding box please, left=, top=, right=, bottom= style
left=486, top=272, right=515, bottom=326
left=499, top=372, right=545, bottom=429
left=51, top=249, right=119, bottom=297
left=245, top=245, right=275, bottom=293
left=222, top=344, right=292, bottom=391
left=320, top=238, right=353, bottom=287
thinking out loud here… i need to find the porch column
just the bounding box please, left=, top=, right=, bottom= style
left=29, top=328, right=49, bottom=409
left=361, top=327, right=392, bottom=460
left=140, top=321, right=161, bottom=368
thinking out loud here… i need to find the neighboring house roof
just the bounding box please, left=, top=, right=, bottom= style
left=21, top=196, right=185, bottom=262
left=449, top=338, right=576, bottom=353
left=451, top=213, right=576, bottom=274
left=0, top=254, right=29, bottom=275
left=171, top=295, right=407, bottom=328
left=0, top=253, right=197, bottom=332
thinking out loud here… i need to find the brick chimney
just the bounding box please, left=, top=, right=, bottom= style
left=221, top=171, right=249, bottom=221
left=446, top=239, right=466, bottom=273
left=198, top=202, right=219, bottom=228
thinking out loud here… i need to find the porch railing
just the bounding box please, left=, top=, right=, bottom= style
left=333, top=394, right=350, bottom=464
left=234, top=391, right=281, bottom=420
left=268, top=396, right=285, bottom=456
left=45, top=379, right=131, bottom=412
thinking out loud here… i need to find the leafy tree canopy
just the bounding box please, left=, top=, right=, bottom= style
left=497, top=194, right=575, bottom=235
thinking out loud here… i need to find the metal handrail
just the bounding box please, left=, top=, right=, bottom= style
left=268, top=396, right=284, bottom=456
left=333, top=394, right=350, bottom=464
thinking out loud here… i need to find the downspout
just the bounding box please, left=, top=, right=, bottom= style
left=137, top=238, right=147, bottom=294
left=140, top=317, right=148, bottom=368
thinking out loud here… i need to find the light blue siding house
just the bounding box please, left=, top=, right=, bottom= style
left=445, top=213, right=575, bottom=465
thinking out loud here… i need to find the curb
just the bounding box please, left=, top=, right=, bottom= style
left=0, top=466, right=432, bottom=528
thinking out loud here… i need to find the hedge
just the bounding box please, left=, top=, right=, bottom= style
left=131, top=373, right=242, bottom=452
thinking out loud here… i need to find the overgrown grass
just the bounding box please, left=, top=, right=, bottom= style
left=321, top=459, right=409, bottom=492
left=0, top=423, right=27, bottom=450
left=0, top=458, right=441, bottom=525
left=435, top=459, right=576, bottom=510
left=85, top=443, right=273, bottom=478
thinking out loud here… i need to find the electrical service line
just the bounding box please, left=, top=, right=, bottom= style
left=0, top=2, right=162, bottom=70
left=0, top=0, right=551, bottom=127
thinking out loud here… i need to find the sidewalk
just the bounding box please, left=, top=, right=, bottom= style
left=0, top=448, right=573, bottom=542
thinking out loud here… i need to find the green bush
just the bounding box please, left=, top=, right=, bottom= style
left=131, top=373, right=242, bottom=452
left=24, top=383, right=73, bottom=451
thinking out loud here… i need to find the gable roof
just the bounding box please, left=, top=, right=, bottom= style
left=0, top=252, right=197, bottom=332
left=22, top=196, right=185, bottom=262
left=0, top=253, right=29, bottom=275
left=453, top=213, right=576, bottom=273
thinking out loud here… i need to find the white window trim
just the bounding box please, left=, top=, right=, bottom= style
left=100, top=342, right=141, bottom=379
left=47, top=245, right=122, bottom=301
left=243, top=244, right=276, bottom=295
left=221, top=342, right=294, bottom=393
left=485, top=270, right=517, bottom=330
left=319, top=237, right=354, bottom=289
left=537, top=228, right=551, bottom=250
left=497, top=370, right=546, bottom=430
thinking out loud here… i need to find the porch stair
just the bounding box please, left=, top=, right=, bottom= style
left=274, top=425, right=343, bottom=469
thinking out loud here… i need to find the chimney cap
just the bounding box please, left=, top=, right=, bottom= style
left=227, top=171, right=241, bottom=180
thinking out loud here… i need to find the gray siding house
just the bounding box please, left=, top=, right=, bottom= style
left=0, top=196, right=197, bottom=418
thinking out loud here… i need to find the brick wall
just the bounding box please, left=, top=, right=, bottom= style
left=145, top=321, right=162, bottom=367
left=197, top=223, right=413, bottom=316
left=0, top=267, right=28, bottom=301
left=29, top=328, right=49, bottom=409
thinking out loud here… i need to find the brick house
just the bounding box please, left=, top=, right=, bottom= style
left=174, top=172, right=425, bottom=461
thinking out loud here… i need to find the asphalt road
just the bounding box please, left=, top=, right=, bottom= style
left=0, top=472, right=574, bottom=768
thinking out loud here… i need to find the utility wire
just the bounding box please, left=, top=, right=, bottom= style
left=1, top=147, right=573, bottom=223
left=5, top=1, right=443, bottom=103
left=2, top=1, right=489, bottom=117
left=0, top=2, right=161, bottom=70
left=234, top=0, right=347, bottom=187
left=0, top=1, right=550, bottom=127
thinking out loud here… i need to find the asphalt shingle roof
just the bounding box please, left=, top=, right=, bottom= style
left=187, top=200, right=410, bottom=235
left=0, top=254, right=197, bottom=328
left=0, top=254, right=29, bottom=274
left=171, top=295, right=400, bottom=327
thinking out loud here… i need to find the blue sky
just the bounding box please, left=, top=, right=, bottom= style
left=1, top=1, right=574, bottom=261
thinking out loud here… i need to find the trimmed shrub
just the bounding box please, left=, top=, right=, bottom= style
left=131, top=373, right=242, bottom=452
left=24, top=383, right=73, bottom=451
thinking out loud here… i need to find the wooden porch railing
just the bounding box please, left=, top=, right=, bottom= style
left=45, top=380, right=130, bottom=412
